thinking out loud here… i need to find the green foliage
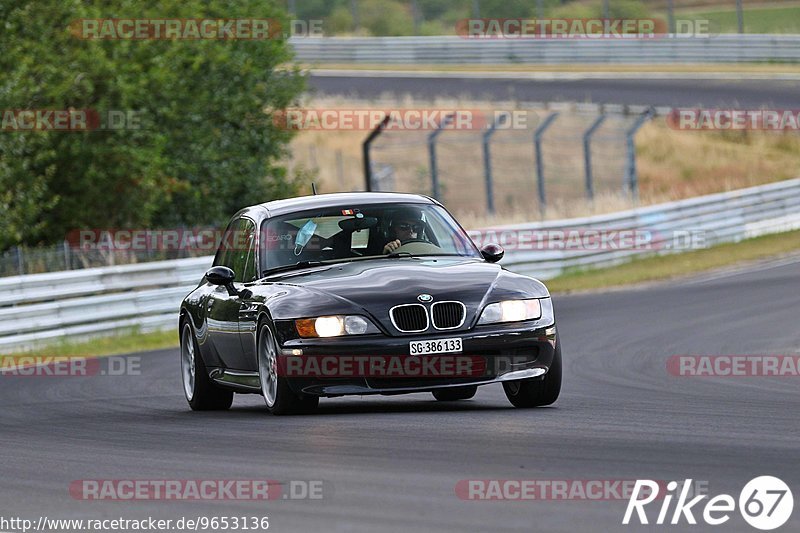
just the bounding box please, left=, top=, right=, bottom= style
left=0, top=0, right=306, bottom=249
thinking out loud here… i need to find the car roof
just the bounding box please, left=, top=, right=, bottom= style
left=250, top=192, right=439, bottom=218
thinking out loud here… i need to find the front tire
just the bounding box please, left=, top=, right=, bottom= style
left=432, top=385, right=477, bottom=401
left=180, top=321, right=234, bottom=411
left=503, top=340, right=562, bottom=408
left=257, top=320, right=319, bottom=415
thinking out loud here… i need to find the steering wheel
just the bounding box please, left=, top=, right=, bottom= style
left=394, top=240, right=441, bottom=254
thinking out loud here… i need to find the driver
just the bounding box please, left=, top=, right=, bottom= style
left=382, top=208, right=425, bottom=254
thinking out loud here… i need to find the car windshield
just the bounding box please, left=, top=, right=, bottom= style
left=260, top=203, right=480, bottom=274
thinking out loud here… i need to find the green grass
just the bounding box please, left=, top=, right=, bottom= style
left=3, top=328, right=178, bottom=363
left=547, top=228, right=800, bottom=293
left=682, top=6, right=800, bottom=33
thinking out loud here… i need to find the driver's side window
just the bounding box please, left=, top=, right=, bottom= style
left=213, top=217, right=257, bottom=283
left=213, top=219, right=237, bottom=269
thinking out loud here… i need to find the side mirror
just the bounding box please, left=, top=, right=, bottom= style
left=206, top=266, right=235, bottom=286
left=480, top=243, right=504, bottom=263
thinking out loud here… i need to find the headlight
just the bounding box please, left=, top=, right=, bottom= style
left=294, top=315, right=378, bottom=338
left=477, top=299, right=542, bottom=325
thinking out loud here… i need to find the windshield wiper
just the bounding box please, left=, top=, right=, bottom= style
left=262, top=260, right=325, bottom=277
left=385, top=251, right=414, bottom=258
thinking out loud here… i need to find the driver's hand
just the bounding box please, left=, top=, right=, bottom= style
left=383, top=240, right=401, bottom=254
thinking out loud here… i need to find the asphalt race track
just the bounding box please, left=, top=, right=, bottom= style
left=2, top=258, right=800, bottom=532
left=309, top=73, right=800, bottom=108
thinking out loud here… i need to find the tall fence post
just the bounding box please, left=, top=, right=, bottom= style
left=427, top=113, right=454, bottom=200
left=736, top=0, right=744, bottom=34
left=482, top=113, right=508, bottom=215
left=625, top=107, right=654, bottom=203
left=583, top=114, right=607, bottom=201
left=534, top=112, right=560, bottom=213
left=362, top=115, right=390, bottom=191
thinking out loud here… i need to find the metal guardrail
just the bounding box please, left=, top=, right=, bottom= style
left=290, top=35, right=800, bottom=64
left=2, top=178, right=800, bottom=351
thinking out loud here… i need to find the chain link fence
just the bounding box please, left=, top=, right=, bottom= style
left=368, top=104, right=654, bottom=221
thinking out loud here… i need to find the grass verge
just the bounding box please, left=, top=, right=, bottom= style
left=3, top=328, right=178, bottom=363
left=684, top=6, right=800, bottom=33
left=547, top=228, right=800, bottom=293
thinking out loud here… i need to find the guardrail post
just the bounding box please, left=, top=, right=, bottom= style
left=427, top=113, right=454, bottom=200
left=482, top=113, right=508, bottom=215
left=625, top=107, right=654, bottom=202
left=582, top=114, right=607, bottom=201
left=362, top=115, right=390, bottom=191
left=534, top=112, right=559, bottom=213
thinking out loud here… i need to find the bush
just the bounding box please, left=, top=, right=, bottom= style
left=0, top=0, right=306, bottom=249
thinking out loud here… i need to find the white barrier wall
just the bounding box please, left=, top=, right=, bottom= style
left=290, top=35, right=800, bottom=64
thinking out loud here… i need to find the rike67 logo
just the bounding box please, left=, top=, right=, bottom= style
left=623, top=476, right=793, bottom=530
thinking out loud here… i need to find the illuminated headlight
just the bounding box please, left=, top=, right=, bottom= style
left=477, top=299, right=542, bottom=325
left=295, top=315, right=377, bottom=338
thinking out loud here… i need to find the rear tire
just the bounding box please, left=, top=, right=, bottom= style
left=432, top=385, right=477, bottom=401
left=180, top=321, right=234, bottom=411
left=503, top=340, right=562, bottom=408
left=257, top=320, right=319, bottom=416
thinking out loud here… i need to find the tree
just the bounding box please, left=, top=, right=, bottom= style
left=0, top=0, right=306, bottom=249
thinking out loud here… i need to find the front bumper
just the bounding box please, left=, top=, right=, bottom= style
left=277, top=321, right=557, bottom=396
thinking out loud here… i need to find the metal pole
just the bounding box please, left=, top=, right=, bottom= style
left=17, top=246, right=23, bottom=275
left=362, top=115, right=390, bottom=191
left=472, top=0, right=480, bottom=19
left=536, top=0, right=544, bottom=19
left=667, top=0, right=675, bottom=34
left=583, top=114, right=607, bottom=201
left=351, top=0, right=359, bottom=32
left=412, top=0, right=420, bottom=35
left=534, top=112, right=560, bottom=212
left=482, top=113, right=508, bottom=215
left=625, top=108, right=654, bottom=202
left=736, top=0, right=744, bottom=34
left=427, top=113, right=454, bottom=200
left=288, top=0, right=296, bottom=17
left=603, top=0, right=609, bottom=19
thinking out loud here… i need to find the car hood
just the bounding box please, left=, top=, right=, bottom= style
left=261, top=257, right=549, bottom=334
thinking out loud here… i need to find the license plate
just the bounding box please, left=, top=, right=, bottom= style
left=409, top=337, right=462, bottom=355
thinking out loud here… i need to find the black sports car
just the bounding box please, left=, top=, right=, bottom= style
left=179, top=192, right=561, bottom=414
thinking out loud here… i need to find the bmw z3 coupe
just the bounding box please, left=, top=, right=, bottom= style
left=179, top=193, right=561, bottom=414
